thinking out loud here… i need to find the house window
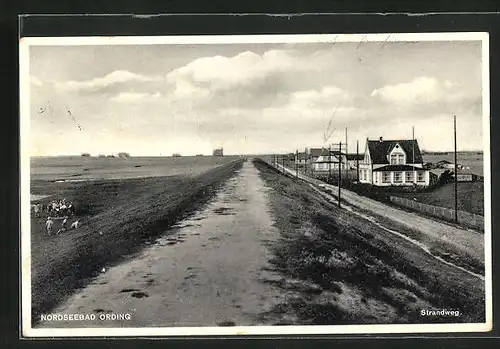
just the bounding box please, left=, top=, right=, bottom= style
left=394, top=172, right=402, bottom=183
left=382, top=172, right=391, bottom=183
left=397, top=154, right=405, bottom=164
left=405, top=171, right=414, bottom=182
left=390, top=154, right=397, bottom=165
left=417, top=171, right=425, bottom=182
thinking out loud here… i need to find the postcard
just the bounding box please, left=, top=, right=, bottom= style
left=20, top=32, right=492, bottom=337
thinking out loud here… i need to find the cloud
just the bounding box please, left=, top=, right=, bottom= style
left=166, top=50, right=317, bottom=90
left=54, top=70, right=163, bottom=93
left=370, top=76, right=480, bottom=113
left=288, top=86, right=351, bottom=110
left=110, top=92, right=162, bottom=103
left=164, top=49, right=330, bottom=110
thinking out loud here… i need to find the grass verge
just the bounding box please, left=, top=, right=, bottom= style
left=253, top=158, right=485, bottom=325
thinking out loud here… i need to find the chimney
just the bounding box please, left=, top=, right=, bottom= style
left=379, top=136, right=383, bottom=143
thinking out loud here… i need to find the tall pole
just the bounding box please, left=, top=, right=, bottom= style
left=345, top=127, right=348, bottom=182
left=338, top=141, right=342, bottom=208
left=304, top=147, right=308, bottom=175
left=412, top=126, right=415, bottom=164
left=304, top=148, right=311, bottom=174
left=454, top=115, right=458, bottom=222
left=356, top=140, right=360, bottom=182
left=328, top=144, right=332, bottom=183
left=296, top=149, right=299, bottom=178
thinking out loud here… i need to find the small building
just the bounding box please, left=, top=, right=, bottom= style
left=429, top=168, right=449, bottom=186
left=456, top=172, right=477, bottom=182
left=436, top=160, right=455, bottom=170
left=118, top=152, right=130, bottom=158
left=346, top=153, right=364, bottom=170
left=81, top=153, right=91, bottom=157
left=359, top=137, right=430, bottom=187
left=213, top=148, right=224, bottom=156
left=312, top=151, right=347, bottom=172
left=308, top=148, right=328, bottom=163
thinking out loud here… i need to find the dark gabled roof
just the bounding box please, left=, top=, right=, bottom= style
left=367, top=139, right=423, bottom=164
left=346, top=153, right=364, bottom=161
left=309, top=148, right=329, bottom=157
left=373, top=165, right=425, bottom=172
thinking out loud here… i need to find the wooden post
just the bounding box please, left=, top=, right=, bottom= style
left=345, top=127, right=348, bottom=183
left=454, top=115, right=458, bottom=222
left=328, top=144, right=332, bottom=183
left=356, top=140, right=360, bottom=182
left=412, top=126, right=415, bottom=164
left=304, top=147, right=308, bottom=175
left=296, top=149, right=299, bottom=178
left=338, top=141, right=342, bottom=208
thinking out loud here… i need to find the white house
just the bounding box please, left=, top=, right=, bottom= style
left=308, top=148, right=326, bottom=163
left=359, top=137, right=430, bottom=187
left=312, top=151, right=347, bottom=172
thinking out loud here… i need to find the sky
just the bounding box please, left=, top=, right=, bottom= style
left=26, top=38, right=485, bottom=156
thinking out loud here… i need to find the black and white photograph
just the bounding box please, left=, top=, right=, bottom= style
left=20, top=33, right=492, bottom=337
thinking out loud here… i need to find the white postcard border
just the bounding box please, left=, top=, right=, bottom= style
left=20, top=32, right=492, bottom=337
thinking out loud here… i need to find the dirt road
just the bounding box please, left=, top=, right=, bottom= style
left=37, top=160, right=284, bottom=328
left=277, top=164, right=484, bottom=265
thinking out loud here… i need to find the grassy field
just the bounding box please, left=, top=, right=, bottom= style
left=253, top=158, right=484, bottom=325
left=29, top=159, right=244, bottom=324
left=394, top=182, right=484, bottom=216
left=423, top=153, right=484, bottom=177
left=30, top=156, right=239, bottom=181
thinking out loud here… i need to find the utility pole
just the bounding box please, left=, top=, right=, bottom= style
left=296, top=149, right=299, bottom=178
left=304, top=147, right=308, bottom=175
left=328, top=144, right=332, bottom=183
left=412, top=126, right=415, bottom=164
left=356, top=140, right=360, bottom=182
left=345, top=127, right=348, bottom=183
left=338, top=141, right=342, bottom=208
left=454, top=115, right=458, bottom=222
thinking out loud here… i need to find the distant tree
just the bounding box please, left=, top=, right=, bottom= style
left=439, top=170, right=453, bottom=186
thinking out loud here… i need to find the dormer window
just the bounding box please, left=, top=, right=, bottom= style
left=388, top=143, right=406, bottom=165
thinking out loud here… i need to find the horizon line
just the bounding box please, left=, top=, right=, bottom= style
left=30, top=149, right=484, bottom=158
